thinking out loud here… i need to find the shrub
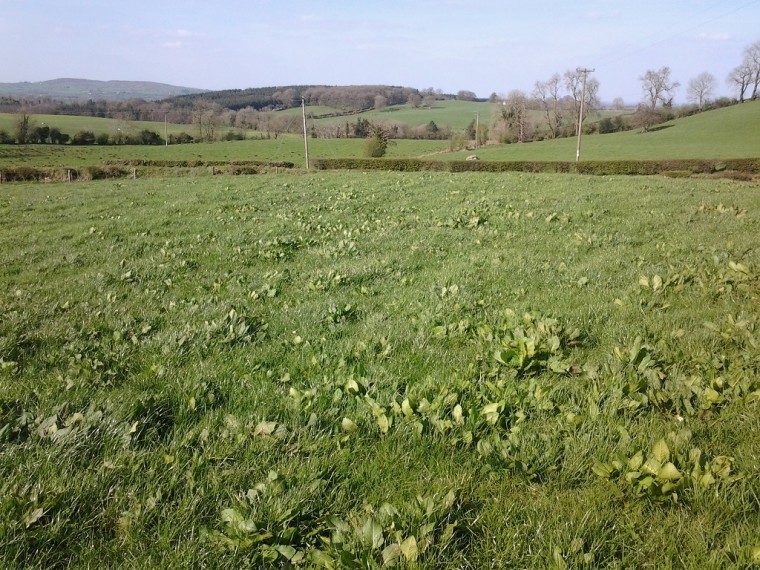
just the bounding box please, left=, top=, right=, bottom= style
left=364, top=127, right=389, bottom=158
left=169, top=132, right=194, bottom=144
left=71, top=130, right=96, bottom=145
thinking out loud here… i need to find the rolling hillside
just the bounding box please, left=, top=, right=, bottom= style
left=445, top=100, right=760, bottom=161
left=0, top=79, right=204, bottom=102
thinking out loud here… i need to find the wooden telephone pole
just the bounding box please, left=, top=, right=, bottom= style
left=575, top=67, right=594, bottom=162
left=302, top=97, right=310, bottom=170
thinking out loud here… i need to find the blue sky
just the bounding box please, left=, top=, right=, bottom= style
left=2, top=0, right=759, bottom=103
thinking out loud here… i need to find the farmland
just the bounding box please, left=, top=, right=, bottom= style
left=1, top=170, right=759, bottom=567
left=1, top=100, right=759, bottom=170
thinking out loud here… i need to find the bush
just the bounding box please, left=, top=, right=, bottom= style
left=96, top=133, right=110, bottom=145
left=169, top=132, right=194, bottom=144
left=364, top=127, right=389, bottom=158
left=71, top=130, right=96, bottom=145
left=223, top=130, right=246, bottom=141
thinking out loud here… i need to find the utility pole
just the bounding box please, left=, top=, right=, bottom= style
left=164, top=113, right=168, bottom=147
left=575, top=67, right=594, bottom=162
left=475, top=111, right=479, bottom=148
left=302, top=97, right=310, bottom=170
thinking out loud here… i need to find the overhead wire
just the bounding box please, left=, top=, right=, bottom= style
left=592, top=0, right=760, bottom=71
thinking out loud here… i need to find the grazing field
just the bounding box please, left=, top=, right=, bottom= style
left=448, top=100, right=760, bottom=162
left=0, top=138, right=449, bottom=169
left=1, top=101, right=758, bottom=170
left=0, top=113, right=199, bottom=139
left=1, top=171, right=759, bottom=567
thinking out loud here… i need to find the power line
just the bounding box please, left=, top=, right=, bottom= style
left=594, top=0, right=760, bottom=71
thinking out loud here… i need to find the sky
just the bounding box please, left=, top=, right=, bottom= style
left=2, top=0, right=759, bottom=103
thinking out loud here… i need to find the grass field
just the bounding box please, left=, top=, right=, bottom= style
left=449, top=100, right=760, bottom=162
left=0, top=114, right=201, bottom=139
left=0, top=137, right=450, bottom=169
left=1, top=171, right=759, bottom=567
left=1, top=101, right=758, bottom=170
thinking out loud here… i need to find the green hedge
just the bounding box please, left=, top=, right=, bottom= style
left=311, top=158, right=760, bottom=175
left=103, top=159, right=294, bottom=168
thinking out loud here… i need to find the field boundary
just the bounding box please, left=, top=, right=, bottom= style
left=3, top=157, right=759, bottom=183
left=312, top=157, right=760, bottom=175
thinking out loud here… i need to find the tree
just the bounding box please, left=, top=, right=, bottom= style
left=729, top=40, right=760, bottom=101
left=192, top=101, right=220, bottom=142
left=14, top=114, right=30, bottom=144
left=564, top=69, right=600, bottom=136
left=533, top=73, right=564, bottom=139
left=29, top=125, right=50, bottom=143
left=612, top=97, right=626, bottom=110
left=456, top=90, right=477, bottom=101
left=745, top=40, right=760, bottom=100
left=631, top=104, right=667, bottom=133
left=407, top=93, right=422, bottom=108
left=497, top=90, right=532, bottom=143
left=71, top=130, right=96, bottom=145
left=727, top=62, right=753, bottom=102
left=364, top=125, right=388, bottom=157
left=353, top=117, right=371, bottom=138
left=426, top=120, right=439, bottom=139
left=374, top=95, right=387, bottom=111
left=640, top=67, right=679, bottom=109
left=686, top=72, right=716, bottom=111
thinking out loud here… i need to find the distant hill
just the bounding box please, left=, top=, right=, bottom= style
left=0, top=79, right=205, bottom=102
left=166, top=85, right=422, bottom=111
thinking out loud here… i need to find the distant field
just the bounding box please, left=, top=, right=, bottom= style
left=449, top=100, right=760, bottom=161
left=1, top=171, right=759, bottom=567
left=0, top=137, right=448, bottom=168
left=1, top=101, right=757, bottom=169
left=0, top=114, right=201, bottom=138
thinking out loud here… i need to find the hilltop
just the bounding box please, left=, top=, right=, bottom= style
left=0, top=79, right=204, bottom=102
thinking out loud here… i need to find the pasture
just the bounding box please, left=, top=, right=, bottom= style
left=1, top=171, right=759, bottom=567
left=1, top=100, right=759, bottom=170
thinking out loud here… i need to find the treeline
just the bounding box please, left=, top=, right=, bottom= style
left=167, top=85, right=425, bottom=112
left=0, top=115, right=179, bottom=145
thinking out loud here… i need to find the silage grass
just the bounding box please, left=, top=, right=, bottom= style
left=1, top=171, right=759, bottom=567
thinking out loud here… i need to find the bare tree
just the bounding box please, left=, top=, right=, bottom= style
left=496, top=90, right=532, bottom=143
left=640, top=66, right=680, bottom=109
left=564, top=69, right=600, bottom=135
left=192, top=101, right=221, bottom=142
left=686, top=72, right=716, bottom=110
left=727, top=62, right=753, bottom=102
left=533, top=73, right=564, bottom=138
left=374, top=95, right=387, bottom=111
left=742, top=40, right=760, bottom=100
left=612, top=97, right=626, bottom=110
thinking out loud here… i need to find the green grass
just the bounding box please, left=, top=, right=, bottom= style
left=0, top=113, right=201, bottom=138
left=1, top=171, right=759, bottom=568
left=0, top=137, right=449, bottom=168
left=3, top=101, right=757, bottom=170
left=449, top=100, right=760, bottom=161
